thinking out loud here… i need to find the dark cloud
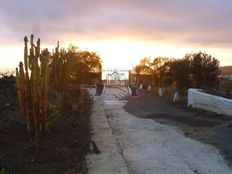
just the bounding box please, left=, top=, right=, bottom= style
left=0, top=0, right=232, bottom=47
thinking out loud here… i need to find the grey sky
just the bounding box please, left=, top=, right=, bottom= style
left=0, top=0, right=232, bottom=47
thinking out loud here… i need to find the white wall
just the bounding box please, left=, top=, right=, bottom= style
left=188, top=88, right=232, bottom=116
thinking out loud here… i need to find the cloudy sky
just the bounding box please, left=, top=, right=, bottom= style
left=0, top=0, right=232, bottom=70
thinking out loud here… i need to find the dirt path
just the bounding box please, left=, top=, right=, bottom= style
left=100, top=86, right=232, bottom=174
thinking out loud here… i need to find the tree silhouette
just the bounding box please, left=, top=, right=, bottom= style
left=151, top=57, right=173, bottom=87
left=50, top=44, right=102, bottom=87
left=134, top=57, right=153, bottom=75
left=169, top=59, right=191, bottom=91
left=185, top=52, right=219, bottom=88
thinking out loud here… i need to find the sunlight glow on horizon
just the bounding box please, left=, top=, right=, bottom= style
left=65, top=39, right=232, bottom=69
left=0, top=39, right=232, bottom=72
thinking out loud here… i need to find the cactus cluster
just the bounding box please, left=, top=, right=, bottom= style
left=16, top=34, right=50, bottom=146
left=51, top=42, right=68, bottom=90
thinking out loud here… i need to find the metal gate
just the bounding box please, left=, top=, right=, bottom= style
left=102, top=69, right=130, bottom=86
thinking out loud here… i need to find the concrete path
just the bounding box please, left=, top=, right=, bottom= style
left=87, top=86, right=232, bottom=174
left=86, top=95, right=128, bottom=174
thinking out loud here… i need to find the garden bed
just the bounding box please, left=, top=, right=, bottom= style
left=0, top=76, right=91, bottom=174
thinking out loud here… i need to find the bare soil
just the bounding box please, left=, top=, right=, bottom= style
left=0, top=76, right=91, bottom=174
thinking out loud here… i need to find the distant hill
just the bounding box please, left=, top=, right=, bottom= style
left=220, top=66, right=232, bottom=75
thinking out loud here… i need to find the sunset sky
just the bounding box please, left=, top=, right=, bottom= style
left=0, top=0, right=232, bottom=71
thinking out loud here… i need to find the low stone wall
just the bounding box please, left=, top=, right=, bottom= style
left=188, top=88, right=232, bottom=116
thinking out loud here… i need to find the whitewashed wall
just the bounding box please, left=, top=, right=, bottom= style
left=188, top=88, right=232, bottom=116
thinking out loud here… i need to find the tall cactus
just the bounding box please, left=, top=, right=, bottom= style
left=16, top=34, right=50, bottom=146
left=51, top=42, right=68, bottom=90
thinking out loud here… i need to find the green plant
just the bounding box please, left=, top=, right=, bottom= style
left=16, top=34, right=50, bottom=146
left=46, top=99, right=62, bottom=131
left=0, top=167, right=10, bottom=174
